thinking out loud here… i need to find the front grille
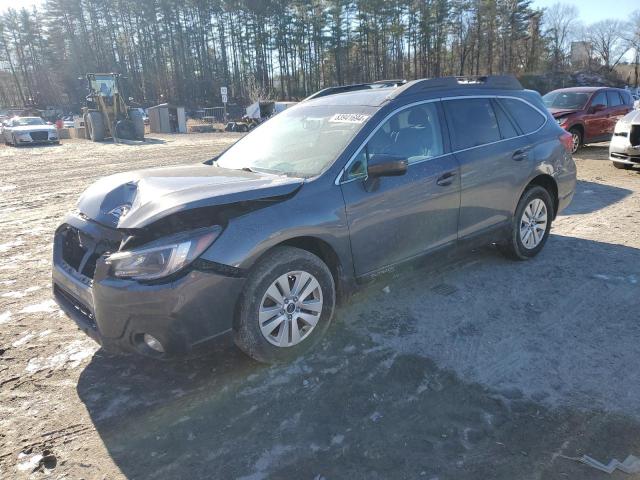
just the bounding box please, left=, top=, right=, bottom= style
left=30, top=131, right=49, bottom=141
left=61, top=227, right=88, bottom=273
left=54, top=284, right=96, bottom=329
left=58, top=225, right=119, bottom=279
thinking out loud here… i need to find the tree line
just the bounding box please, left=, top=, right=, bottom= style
left=0, top=0, right=638, bottom=110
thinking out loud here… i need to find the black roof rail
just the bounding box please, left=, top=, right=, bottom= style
left=303, top=79, right=406, bottom=101
left=389, top=75, right=523, bottom=99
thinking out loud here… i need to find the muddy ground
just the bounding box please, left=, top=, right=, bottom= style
left=1, top=134, right=639, bottom=479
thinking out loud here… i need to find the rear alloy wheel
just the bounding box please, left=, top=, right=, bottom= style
left=568, top=127, right=582, bottom=154
left=519, top=198, right=548, bottom=250
left=499, top=186, right=553, bottom=260
left=234, top=246, right=335, bottom=363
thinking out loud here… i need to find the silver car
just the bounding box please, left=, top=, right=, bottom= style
left=610, top=110, right=640, bottom=169
left=2, top=116, right=59, bottom=146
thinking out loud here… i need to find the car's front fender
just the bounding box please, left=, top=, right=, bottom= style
left=201, top=181, right=353, bottom=279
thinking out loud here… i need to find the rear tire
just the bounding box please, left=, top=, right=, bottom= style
left=613, top=161, right=632, bottom=170
left=499, top=186, right=554, bottom=261
left=87, top=111, right=105, bottom=141
left=233, top=246, right=335, bottom=363
left=568, top=127, right=582, bottom=154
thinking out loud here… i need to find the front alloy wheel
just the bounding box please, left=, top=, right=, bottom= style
left=259, top=271, right=323, bottom=347
left=234, top=246, right=335, bottom=363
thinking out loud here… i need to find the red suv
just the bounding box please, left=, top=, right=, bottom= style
left=543, top=87, right=633, bottom=154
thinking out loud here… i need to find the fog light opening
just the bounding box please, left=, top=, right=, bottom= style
left=143, top=334, right=165, bottom=353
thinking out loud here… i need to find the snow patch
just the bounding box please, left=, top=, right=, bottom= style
left=2, top=286, right=41, bottom=298
left=237, top=444, right=295, bottom=480
left=25, top=340, right=97, bottom=373
left=0, top=240, right=23, bottom=253
left=12, top=333, right=35, bottom=347
left=20, top=299, right=58, bottom=314
left=0, top=311, right=11, bottom=324
left=17, top=452, right=43, bottom=472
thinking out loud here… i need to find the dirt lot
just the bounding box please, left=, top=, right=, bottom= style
left=1, top=134, right=639, bottom=479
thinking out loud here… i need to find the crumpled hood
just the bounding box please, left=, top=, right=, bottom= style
left=10, top=125, right=56, bottom=132
left=548, top=107, right=580, bottom=118
left=77, top=164, right=304, bottom=229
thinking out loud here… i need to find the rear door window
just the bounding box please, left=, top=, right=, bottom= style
left=444, top=98, right=501, bottom=150
left=607, top=91, right=623, bottom=107
left=499, top=98, right=546, bottom=134
left=590, top=91, right=608, bottom=109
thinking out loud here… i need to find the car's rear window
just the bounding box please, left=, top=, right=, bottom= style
left=499, top=98, right=545, bottom=134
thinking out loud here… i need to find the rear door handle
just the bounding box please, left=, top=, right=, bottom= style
left=512, top=149, right=529, bottom=161
left=436, top=171, right=457, bottom=186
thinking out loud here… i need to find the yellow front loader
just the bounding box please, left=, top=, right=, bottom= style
left=82, top=73, right=144, bottom=142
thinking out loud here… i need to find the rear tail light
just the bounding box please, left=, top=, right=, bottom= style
left=559, top=131, right=573, bottom=153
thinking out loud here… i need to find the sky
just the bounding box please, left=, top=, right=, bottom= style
left=531, top=0, right=637, bottom=24
left=0, top=0, right=638, bottom=22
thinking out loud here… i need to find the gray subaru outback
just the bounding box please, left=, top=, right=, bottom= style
left=52, top=76, right=576, bottom=362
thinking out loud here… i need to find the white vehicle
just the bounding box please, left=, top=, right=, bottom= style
left=610, top=110, right=640, bottom=169
left=3, top=117, right=59, bottom=146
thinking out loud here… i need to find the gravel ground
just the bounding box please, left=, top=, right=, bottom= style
left=1, top=134, right=639, bottom=479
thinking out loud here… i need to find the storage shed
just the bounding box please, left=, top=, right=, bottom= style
left=148, top=103, right=186, bottom=133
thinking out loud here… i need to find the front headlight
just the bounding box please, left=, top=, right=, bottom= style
left=106, top=227, right=221, bottom=280
left=614, top=121, right=630, bottom=134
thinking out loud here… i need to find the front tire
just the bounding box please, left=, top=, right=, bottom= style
left=87, top=111, right=105, bottom=141
left=233, top=246, right=336, bottom=363
left=568, top=127, right=582, bottom=154
left=499, top=186, right=554, bottom=260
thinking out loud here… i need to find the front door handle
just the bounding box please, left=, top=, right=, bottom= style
left=436, top=171, right=457, bottom=186
left=512, top=149, right=529, bottom=161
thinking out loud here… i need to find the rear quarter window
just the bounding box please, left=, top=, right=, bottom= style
left=499, top=98, right=546, bottom=134
left=620, top=91, right=633, bottom=106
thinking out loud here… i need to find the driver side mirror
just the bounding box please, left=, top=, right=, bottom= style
left=364, top=154, right=408, bottom=192
left=590, top=104, right=606, bottom=113
left=367, top=154, right=408, bottom=178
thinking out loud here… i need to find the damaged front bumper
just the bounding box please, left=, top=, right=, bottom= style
left=52, top=213, right=246, bottom=357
